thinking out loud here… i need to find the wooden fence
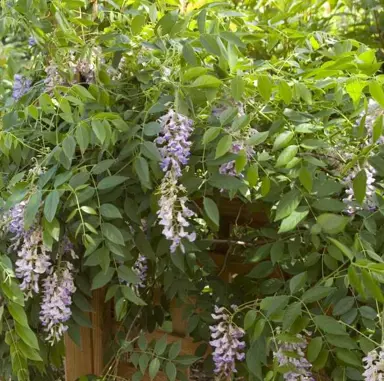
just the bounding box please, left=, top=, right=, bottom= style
left=64, top=198, right=269, bottom=380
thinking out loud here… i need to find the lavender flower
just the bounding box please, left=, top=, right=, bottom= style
left=156, top=110, right=193, bottom=178
left=28, top=36, right=37, bottom=47
left=40, top=261, right=76, bottom=344
left=133, top=254, right=148, bottom=291
left=343, top=164, right=377, bottom=214
left=363, top=347, right=384, bottom=381
left=156, top=110, right=196, bottom=253
left=44, top=61, right=64, bottom=94
left=12, top=74, right=32, bottom=100
left=6, top=202, right=51, bottom=296
left=273, top=332, right=314, bottom=381
left=219, top=143, right=255, bottom=177
left=209, top=305, right=246, bottom=378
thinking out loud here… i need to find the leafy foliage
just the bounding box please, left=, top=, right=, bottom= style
left=1, top=0, right=384, bottom=381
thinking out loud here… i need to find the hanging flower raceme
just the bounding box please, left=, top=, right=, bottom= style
left=273, top=332, right=314, bottom=381
left=12, top=74, right=32, bottom=100
left=44, top=61, right=64, bottom=94
left=219, top=143, right=255, bottom=177
left=6, top=202, right=52, bottom=296
left=133, top=254, right=148, bottom=291
left=40, top=261, right=76, bottom=344
left=155, top=110, right=196, bottom=253
left=356, top=99, right=384, bottom=145
left=343, top=164, right=377, bottom=214
left=209, top=305, right=246, bottom=378
left=363, top=347, right=384, bottom=381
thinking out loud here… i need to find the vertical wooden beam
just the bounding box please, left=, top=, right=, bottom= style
left=91, top=288, right=104, bottom=376
left=65, top=290, right=105, bottom=381
left=64, top=326, right=94, bottom=381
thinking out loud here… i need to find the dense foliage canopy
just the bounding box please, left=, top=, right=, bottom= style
left=2, top=0, right=384, bottom=380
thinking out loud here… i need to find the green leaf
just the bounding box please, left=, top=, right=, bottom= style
left=215, top=135, right=232, bottom=159
left=209, top=174, right=243, bottom=191
left=131, top=14, right=146, bottom=34
left=335, top=349, right=361, bottom=368
left=289, top=272, right=307, bottom=294
left=273, top=131, right=294, bottom=152
left=231, top=76, right=244, bottom=101
left=134, top=232, right=155, bottom=260
left=247, top=164, right=259, bottom=187
left=247, top=261, right=274, bottom=279
left=121, top=286, right=147, bottom=305
left=182, top=43, right=197, bottom=66
left=143, top=122, right=161, bottom=136
left=15, top=322, right=39, bottom=350
left=317, top=213, right=349, bottom=235
left=91, top=120, right=107, bottom=144
left=362, top=269, right=384, bottom=303
left=102, top=223, right=125, bottom=246
left=302, top=286, right=335, bottom=303
left=246, top=131, right=269, bottom=146
left=373, top=115, right=384, bottom=143
left=100, top=204, right=122, bottom=219
left=203, top=197, right=219, bottom=227
left=279, top=81, right=292, bottom=104
left=117, top=266, right=139, bottom=284
left=98, top=176, right=128, bottom=190
left=24, top=191, right=42, bottom=230
left=44, top=190, right=60, bottom=223
left=327, top=334, right=357, bottom=349
left=260, top=295, right=289, bottom=317
left=299, top=167, right=312, bottom=192
left=307, top=337, right=322, bottom=362
left=18, top=340, right=43, bottom=361
left=312, top=198, right=345, bottom=212
left=202, top=127, right=221, bottom=145
left=91, top=268, right=115, bottom=290
left=200, top=34, right=221, bottom=56
left=314, top=316, right=347, bottom=335
left=275, top=189, right=301, bottom=221
left=62, top=135, right=76, bottom=160
left=258, top=75, right=272, bottom=101
left=369, top=81, right=384, bottom=108
left=75, top=124, right=90, bottom=154
left=149, top=358, right=161, bottom=380
left=332, top=296, right=355, bottom=316
left=72, top=84, right=95, bottom=100
left=353, top=170, right=367, bottom=204
left=154, top=335, right=167, bottom=355
left=8, top=303, right=29, bottom=327
left=282, top=302, right=301, bottom=331
left=231, top=114, right=250, bottom=132
left=235, top=151, right=247, bottom=173
left=261, top=176, right=271, bottom=196
left=328, top=238, right=354, bottom=260
left=134, top=157, right=151, bottom=189
left=165, top=362, right=176, bottom=381
left=276, top=145, right=298, bottom=167
left=244, top=310, right=257, bottom=331
left=168, top=341, right=181, bottom=360
left=278, top=209, right=309, bottom=233
left=253, top=318, right=266, bottom=340
left=91, top=160, right=115, bottom=175
left=141, top=141, right=161, bottom=162
left=191, top=75, right=222, bottom=88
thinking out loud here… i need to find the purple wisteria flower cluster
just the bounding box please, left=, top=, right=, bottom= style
left=357, top=99, right=384, bottom=145
left=209, top=305, right=246, bottom=378
left=133, top=254, right=148, bottom=292
left=40, top=261, right=76, bottom=344
left=5, top=202, right=77, bottom=344
left=363, top=347, right=384, bottom=381
left=7, top=202, right=51, bottom=296
left=155, top=110, right=196, bottom=253
left=219, top=143, right=255, bottom=177
left=44, top=61, right=64, bottom=94
left=12, top=74, right=32, bottom=100
left=273, top=332, right=314, bottom=381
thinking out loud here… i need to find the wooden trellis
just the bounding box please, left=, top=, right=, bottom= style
left=64, top=199, right=270, bottom=380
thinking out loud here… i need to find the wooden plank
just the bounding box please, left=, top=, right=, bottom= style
left=64, top=326, right=94, bottom=381
left=91, top=288, right=105, bottom=376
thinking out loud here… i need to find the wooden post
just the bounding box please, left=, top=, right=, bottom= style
left=65, top=290, right=105, bottom=381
